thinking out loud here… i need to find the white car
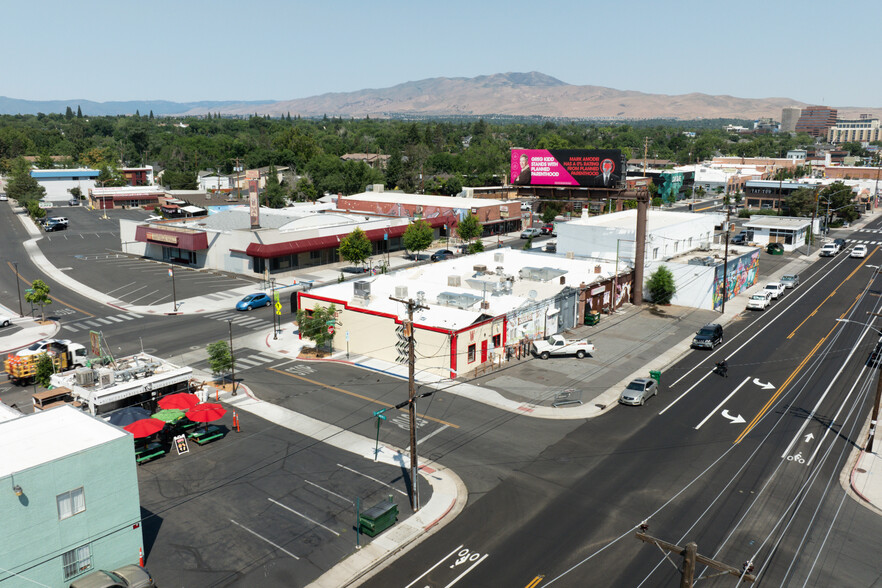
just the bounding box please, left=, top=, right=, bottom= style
left=763, top=283, right=785, bottom=300
left=851, top=244, right=868, bottom=258
left=819, top=243, right=838, bottom=257
left=0, top=314, right=11, bottom=327
left=746, top=293, right=771, bottom=311
left=16, top=338, right=71, bottom=357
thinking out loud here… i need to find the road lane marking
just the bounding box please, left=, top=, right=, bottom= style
left=695, top=377, right=751, bottom=429
left=268, top=498, right=340, bottom=536
left=525, top=576, right=545, bottom=588
left=337, top=463, right=407, bottom=496
left=735, top=276, right=871, bottom=444
left=6, top=261, right=94, bottom=317
left=405, top=544, right=464, bottom=588
left=268, top=367, right=459, bottom=429
left=787, top=247, right=876, bottom=340
left=303, top=479, right=354, bottom=505
left=445, top=552, right=489, bottom=587
left=417, top=424, right=450, bottom=447
left=229, top=519, right=299, bottom=559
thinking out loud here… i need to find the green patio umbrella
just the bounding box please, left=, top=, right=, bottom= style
left=152, top=409, right=186, bottom=423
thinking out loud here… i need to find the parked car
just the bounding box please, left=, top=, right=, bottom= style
left=0, top=193, right=8, bottom=201
left=531, top=334, right=596, bottom=359
left=430, top=249, right=455, bottom=262
left=44, top=219, right=68, bottom=231
left=69, top=564, right=154, bottom=588
left=851, top=244, right=868, bottom=258
left=68, top=198, right=80, bottom=206
left=16, top=338, right=72, bottom=357
left=763, top=282, right=785, bottom=300
left=235, top=293, right=272, bottom=311
left=619, top=377, right=658, bottom=406
left=819, top=243, right=838, bottom=257
left=520, top=228, right=542, bottom=239
left=0, top=314, right=11, bottom=328
left=780, top=274, right=800, bottom=289
left=691, top=323, right=724, bottom=349
left=731, top=234, right=747, bottom=245
left=746, top=293, right=771, bottom=311
left=545, top=240, right=557, bottom=253
left=540, top=223, right=555, bottom=236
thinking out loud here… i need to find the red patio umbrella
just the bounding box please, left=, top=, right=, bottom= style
left=158, top=392, right=201, bottom=411
left=186, top=403, right=227, bottom=435
left=124, top=418, right=166, bottom=439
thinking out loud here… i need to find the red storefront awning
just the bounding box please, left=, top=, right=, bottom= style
left=135, top=225, right=208, bottom=251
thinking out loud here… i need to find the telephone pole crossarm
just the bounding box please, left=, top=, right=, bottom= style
left=635, top=532, right=756, bottom=585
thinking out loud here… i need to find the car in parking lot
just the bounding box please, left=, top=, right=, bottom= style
left=618, top=377, right=658, bottom=406
left=235, top=293, right=272, bottom=311
left=746, top=293, right=771, bottom=311
left=780, top=274, right=800, bottom=289
left=520, top=228, right=542, bottom=239
left=68, top=564, right=154, bottom=588
left=819, top=243, right=838, bottom=257
left=851, top=244, right=868, bottom=258
left=430, top=249, right=455, bottom=262
left=763, top=282, right=785, bottom=300
left=691, top=323, right=724, bottom=349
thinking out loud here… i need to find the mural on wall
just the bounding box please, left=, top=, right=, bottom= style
left=713, top=250, right=760, bottom=311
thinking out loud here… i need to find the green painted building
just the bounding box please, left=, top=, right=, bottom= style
left=0, top=405, right=144, bottom=586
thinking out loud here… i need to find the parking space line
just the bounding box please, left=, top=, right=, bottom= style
left=128, top=290, right=159, bottom=304
left=105, top=282, right=136, bottom=294
left=151, top=295, right=171, bottom=304
left=229, top=519, right=299, bottom=560
left=303, top=480, right=354, bottom=505
left=268, top=498, right=340, bottom=536
left=337, top=463, right=408, bottom=496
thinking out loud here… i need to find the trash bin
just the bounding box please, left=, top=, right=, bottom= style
left=649, top=370, right=661, bottom=385
left=585, top=311, right=600, bottom=326
left=358, top=500, right=398, bottom=537
left=766, top=243, right=784, bottom=255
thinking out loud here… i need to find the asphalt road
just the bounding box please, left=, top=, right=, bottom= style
left=365, top=225, right=882, bottom=587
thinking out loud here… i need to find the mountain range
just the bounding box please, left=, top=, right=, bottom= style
left=3, top=72, right=880, bottom=121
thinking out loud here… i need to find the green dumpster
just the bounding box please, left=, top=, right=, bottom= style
left=585, top=311, right=600, bottom=326
left=358, top=500, right=398, bottom=537
left=766, top=243, right=784, bottom=255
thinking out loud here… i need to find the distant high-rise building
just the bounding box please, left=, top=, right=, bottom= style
left=827, top=115, right=882, bottom=144
left=795, top=106, right=838, bottom=138
left=781, top=107, right=801, bottom=133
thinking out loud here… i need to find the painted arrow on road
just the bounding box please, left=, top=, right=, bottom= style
left=721, top=410, right=746, bottom=424
left=753, top=378, right=775, bottom=390
left=804, top=433, right=815, bottom=442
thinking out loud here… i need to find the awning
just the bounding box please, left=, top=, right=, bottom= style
left=135, top=225, right=209, bottom=251
left=113, top=194, right=160, bottom=201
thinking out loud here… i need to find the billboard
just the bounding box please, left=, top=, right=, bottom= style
left=511, top=149, right=625, bottom=188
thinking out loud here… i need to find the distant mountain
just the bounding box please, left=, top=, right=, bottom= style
left=0, top=96, right=275, bottom=116
left=3, top=72, right=880, bottom=120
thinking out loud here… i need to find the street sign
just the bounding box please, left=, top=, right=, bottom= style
left=274, top=302, right=282, bottom=316
left=328, top=325, right=335, bottom=334
left=345, top=331, right=350, bottom=341
left=326, top=320, right=336, bottom=325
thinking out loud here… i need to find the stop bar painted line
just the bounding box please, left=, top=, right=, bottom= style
left=694, top=376, right=752, bottom=430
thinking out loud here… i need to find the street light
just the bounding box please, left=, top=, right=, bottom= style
left=227, top=319, right=237, bottom=396
left=12, top=261, right=23, bottom=318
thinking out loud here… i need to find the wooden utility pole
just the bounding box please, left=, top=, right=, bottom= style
left=636, top=531, right=755, bottom=586
left=721, top=205, right=732, bottom=313
left=390, top=296, right=429, bottom=510
left=643, top=137, right=649, bottom=175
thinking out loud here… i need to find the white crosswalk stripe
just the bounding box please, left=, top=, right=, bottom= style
left=62, top=313, right=135, bottom=332
left=201, top=310, right=273, bottom=331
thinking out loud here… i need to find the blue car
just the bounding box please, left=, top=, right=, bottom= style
left=236, top=293, right=272, bottom=311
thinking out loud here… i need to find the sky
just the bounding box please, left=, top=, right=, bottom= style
left=2, top=0, right=879, bottom=107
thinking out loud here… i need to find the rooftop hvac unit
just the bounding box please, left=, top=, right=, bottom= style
left=394, top=285, right=408, bottom=299
left=353, top=280, right=371, bottom=299
left=496, top=266, right=504, bottom=275
left=416, top=291, right=427, bottom=305
left=75, top=368, right=95, bottom=387
left=493, top=252, right=504, bottom=263
left=448, top=275, right=462, bottom=287
left=98, top=368, right=114, bottom=388
left=473, top=264, right=487, bottom=275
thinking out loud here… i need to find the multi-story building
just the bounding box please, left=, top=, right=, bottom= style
left=1, top=405, right=144, bottom=586
left=30, top=168, right=100, bottom=203
left=827, top=116, right=882, bottom=144
left=781, top=107, right=801, bottom=133
left=795, top=106, right=838, bottom=138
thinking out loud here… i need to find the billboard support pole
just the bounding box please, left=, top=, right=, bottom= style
left=633, top=194, right=648, bottom=306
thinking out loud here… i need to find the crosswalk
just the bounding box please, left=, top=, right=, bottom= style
left=846, top=238, right=882, bottom=245
left=191, top=349, right=285, bottom=372
left=203, top=310, right=275, bottom=332
left=62, top=313, right=136, bottom=332
left=856, top=229, right=882, bottom=234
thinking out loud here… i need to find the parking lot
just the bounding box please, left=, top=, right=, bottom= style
left=138, top=409, right=425, bottom=587
left=37, top=207, right=259, bottom=305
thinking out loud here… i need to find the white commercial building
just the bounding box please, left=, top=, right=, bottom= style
left=743, top=216, right=819, bottom=252
left=31, top=168, right=99, bottom=202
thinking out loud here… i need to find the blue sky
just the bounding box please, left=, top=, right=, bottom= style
left=3, top=0, right=878, bottom=107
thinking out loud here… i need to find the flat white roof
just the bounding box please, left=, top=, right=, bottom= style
left=744, top=217, right=812, bottom=229
left=342, top=191, right=506, bottom=208
left=0, top=405, right=127, bottom=477
left=567, top=209, right=720, bottom=231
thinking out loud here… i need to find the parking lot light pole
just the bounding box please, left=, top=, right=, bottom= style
left=228, top=319, right=237, bottom=396
left=13, top=261, right=23, bottom=317
left=169, top=267, right=178, bottom=312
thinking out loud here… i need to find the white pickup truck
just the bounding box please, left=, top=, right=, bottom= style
left=532, top=334, right=596, bottom=359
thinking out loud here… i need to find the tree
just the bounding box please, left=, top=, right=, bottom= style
left=293, top=177, right=318, bottom=202
left=783, top=187, right=816, bottom=217
left=206, top=340, right=234, bottom=385
left=97, top=165, right=127, bottom=187
left=455, top=213, right=482, bottom=248
left=263, top=165, right=287, bottom=208
left=65, top=106, right=74, bottom=120
left=385, top=149, right=403, bottom=189
left=26, top=279, right=52, bottom=322
left=68, top=186, right=83, bottom=201
left=6, top=157, right=46, bottom=206
left=76, top=105, right=82, bottom=118
left=338, top=227, right=372, bottom=268
left=541, top=204, right=560, bottom=224
left=35, top=354, right=55, bottom=387
left=402, top=219, right=433, bottom=259
left=469, top=239, right=485, bottom=254
left=647, top=265, right=676, bottom=305
left=295, top=303, right=337, bottom=351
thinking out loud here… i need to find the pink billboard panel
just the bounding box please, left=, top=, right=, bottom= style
left=511, top=149, right=624, bottom=188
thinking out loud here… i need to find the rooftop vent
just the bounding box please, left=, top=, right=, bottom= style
left=473, top=264, right=488, bottom=275
left=437, top=291, right=483, bottom=310
left=448, top=275, right=462, bottom=287
left=394, top=285, right=408, bottom=299
left=494, top=252, right=504, bottom=263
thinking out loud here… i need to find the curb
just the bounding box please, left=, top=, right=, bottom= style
left=0, top=320, right=62, bottom=355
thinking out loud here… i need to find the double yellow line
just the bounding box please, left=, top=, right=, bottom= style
left=525, top=576, right=545, bottom=588
left=735, top=250, right=876, bottom=444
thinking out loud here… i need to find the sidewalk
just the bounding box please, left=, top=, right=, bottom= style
left=0, top=302, right=60, bottom=355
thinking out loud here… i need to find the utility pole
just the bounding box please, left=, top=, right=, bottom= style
left=231, top=157, right=242, bottom=200
left=720, top=206, right=732, bottom=314
left=643, top=137, right=649, bottom=175
left=13, top=261, right=23, bottom=318
left=389, top=295, right=429, bottom=510
left=636, top=529, right=755, bottom=587
left=227, top=319, right=237, bottom=396
left=809, top=186, right=820, bottom=255
left=865, top=314, right=882, bottom=453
